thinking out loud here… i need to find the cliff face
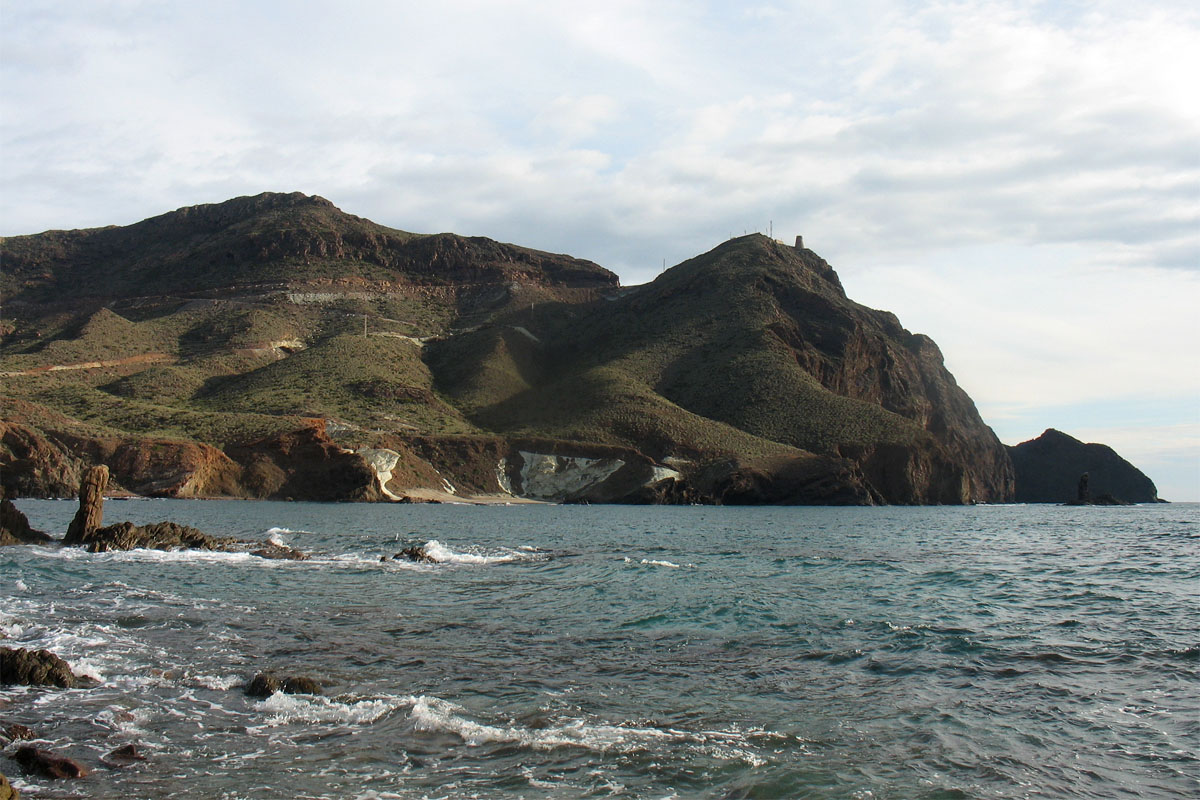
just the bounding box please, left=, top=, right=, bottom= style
left=1008, top=429, right=1161, bottom=503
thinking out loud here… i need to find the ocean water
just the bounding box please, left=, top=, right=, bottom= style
left=2, top=500, right=1197, bottom=799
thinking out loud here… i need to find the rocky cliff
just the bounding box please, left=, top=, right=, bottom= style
left=1008, top=429, right=1161, bottom=503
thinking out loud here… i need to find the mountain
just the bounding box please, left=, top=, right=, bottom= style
left=0, top=192, right=1135, bottom=505
left=1008, top=429, right=1161, bottom=503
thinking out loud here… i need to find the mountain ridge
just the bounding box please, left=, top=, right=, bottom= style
left=0, top=194, right=1153, bottom=505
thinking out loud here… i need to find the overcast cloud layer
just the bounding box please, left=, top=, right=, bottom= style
left=3, top=1, right=1198, bottom=499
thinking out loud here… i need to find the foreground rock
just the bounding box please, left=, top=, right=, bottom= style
left=0, top=771, right=18, bottom=800
left=1008, top=429, right=1161, bottom=504
left=245, top=672, right=322, bottom=697
left=0, top=647, right=87, bottom=689
left=11, top=746, right=88, bottom=779
left=0, top=492, right=50, bottom=547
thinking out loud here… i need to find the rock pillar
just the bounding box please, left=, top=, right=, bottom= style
left=64, top=465, right=109, bottom=545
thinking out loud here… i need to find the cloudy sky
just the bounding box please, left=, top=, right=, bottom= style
left=3, top=0, right=1198, bottom=499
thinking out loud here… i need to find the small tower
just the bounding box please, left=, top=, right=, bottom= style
left=794, top=235, right=804, bottom=250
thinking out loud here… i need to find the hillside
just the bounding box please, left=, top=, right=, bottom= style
left=0, top=192, right=1128, bottom=505
left=1008, top=429, right=1160, bottom=503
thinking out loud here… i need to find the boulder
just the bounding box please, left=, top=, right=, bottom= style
left=63, top=465, right=109, bottom=545
left=0, top=647, right=83, bottom=689
left=11, top=746, right=88, bottom=779
left=245, top=672, right=322, bottom=697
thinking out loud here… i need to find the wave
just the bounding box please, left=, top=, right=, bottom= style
left=249, top=692, right=410, bottom=730
left=417, top=539, right=543, bottom=566
left=622, top=556, right=696, bottom=569
left=408, top=695, right=773, bottom=765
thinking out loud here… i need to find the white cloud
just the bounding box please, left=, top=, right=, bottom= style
left=2, top=0, right=1198, bottom=492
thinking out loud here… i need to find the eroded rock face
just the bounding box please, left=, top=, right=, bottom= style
left=226, top=421, right=382, bottom=502
left=63, top=465, right=108, bottom=545
left=0, top=647, right=83, bottom=689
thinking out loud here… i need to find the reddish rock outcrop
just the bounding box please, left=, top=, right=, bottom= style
left=226, top=420, right=382, bottom=501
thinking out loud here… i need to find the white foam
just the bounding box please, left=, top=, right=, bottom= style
left=251, top=692, right=409, bottom=729
left=624, top=557, right=695, bottom=569
left=14, top=579, right=29, bottom=591
left=265, top=532, right=287, bottom=547
left=420, top=539, right=537, bottom=566
left=411, top=696, right=695, bottom=753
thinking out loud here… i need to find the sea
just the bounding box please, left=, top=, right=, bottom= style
left=2, top=500, right=1197, bottom=799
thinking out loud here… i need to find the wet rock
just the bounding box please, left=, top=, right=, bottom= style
left=0, top=647, right=83, bottom=689
left=63, top=465, right=109, bottom=545
left=245, top=672, right=322, bottom=698
left=1, top=723, right=34, bottom=743
left=0, top=493, right=51, bottom=547
left=100, top=743, right=146, bottom=768
left=11, top=746, right=88, bottom=779
left=391, top=545, right=436, bottom=563
left=79, top=520, right=239, bottom=553
left=249, top=542, right=310, bottom=560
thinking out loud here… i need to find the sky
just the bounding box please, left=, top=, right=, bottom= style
left=2, top=0, right=1198, bottom=500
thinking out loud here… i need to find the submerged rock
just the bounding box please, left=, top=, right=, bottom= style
left=245, top=672, right=322, bottom=698
left=100, top=744, right=146, bottom=768
left=249, top=542, right=310, bottom=560
left=11, top=746, right=88, bottom=779
left=0, top=647, right=88, bottom=689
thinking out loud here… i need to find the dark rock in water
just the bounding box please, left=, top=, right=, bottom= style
left=1008, top=429, right=1161, bottom=504
left=1, top=723, right=34, bottom=743
left=0, top=492, right=51, bottom=546
left=0, top=771, right=17, bottom=800
left=0, top=647, right=87, bottom=689
left=63, top=464, right=109, bottom=545
left=12, top=746, right=89, bottom=779
left=249, top=542, right=310, bottom=560
left=392, top=545, right=436, bottom=563
left=245, top=672, right=322, bottom=698
left=72, top=520, right=238, bottom=553
left=100, top=743, right=146, bottom=768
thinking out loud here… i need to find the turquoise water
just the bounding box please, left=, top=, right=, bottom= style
left=2, top=501, right=1197, bottom=799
